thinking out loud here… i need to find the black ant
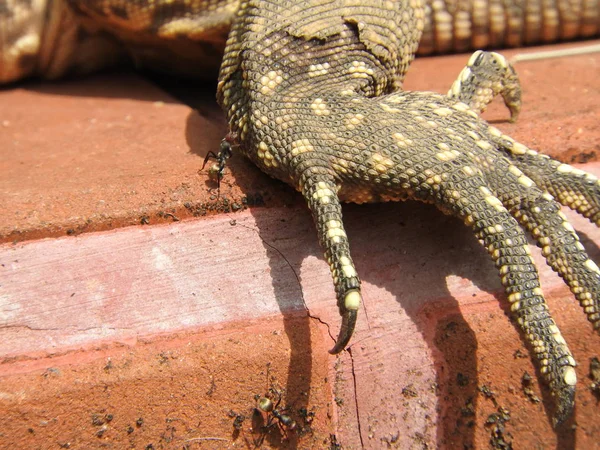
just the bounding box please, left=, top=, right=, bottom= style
left=253, top=387, right=297, bottom=447
left=201, top=132, right=236, bottom=190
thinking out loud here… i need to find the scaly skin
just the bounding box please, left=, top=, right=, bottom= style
left=1, top=0, right=600, bottom=82
left=1, top=0, right=599, bottom=426
left=217, top=0, right=600, bottom=424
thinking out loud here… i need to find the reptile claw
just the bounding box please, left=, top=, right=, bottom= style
left=553, top=385, right=575, bottom=428
left=329, top=309, right=358, bottom=354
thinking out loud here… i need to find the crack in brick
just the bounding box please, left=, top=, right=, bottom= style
left=347, top=347, right=365, bottom=448
left=234, top=219, right=336, bottom=343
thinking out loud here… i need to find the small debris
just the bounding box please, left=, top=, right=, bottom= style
left=485, top=407, right=513, bottom=450
left=91, top=414, right=106, bottom=426
left=479, top=384, right=495, bottom=400
left=457, top=372, right=470, bottom=387
left=42, top=367, right=61, bottom=378
left=461, top=397, right=475, bottom=418
left=521, top=372, right=541, bottom=403
left=402, top=384, right=418, bottom=398
left=513, top=349, right=527, bottom=359
left=228, top=410, right=245, bottom=430
left=329, top=434, right=342, bottom=449
left=590, top=356, right=600, bottom=399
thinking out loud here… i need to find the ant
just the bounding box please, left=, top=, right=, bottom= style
left=201, top=132, right=237, bottom=190
left=252, top=365, right=297, bottom=447
left=257, top=389, right=297, bottom=429
left=253, top=388, right=297, bottom=447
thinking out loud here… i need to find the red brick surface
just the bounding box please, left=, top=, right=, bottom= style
left=1, top=41, right=600, bottom=449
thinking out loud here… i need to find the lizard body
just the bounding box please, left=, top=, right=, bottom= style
left=1, top=0, right=600, bottom=82
left=1, top=0, right=600, bottom=427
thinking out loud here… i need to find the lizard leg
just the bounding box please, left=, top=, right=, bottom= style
left=484, top=154, right=600, bottom=329
left=514, top=191, right=600, bottom=332
left=474, top=145, right=600, bottom=333
left=301, top=175, right=362, bottom=354
left=491, top=133, right=600, bottom=224
left=451, top=174, right=577, bottom=424
left=448, top=50, right=522, bottom=122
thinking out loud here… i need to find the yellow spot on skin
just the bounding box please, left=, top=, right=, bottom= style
left=488, top=126, right=503, bottom=137
left=585, top=259, right=600, bottom=273
left=349, top=60, right=374, bottom=78
left=462, top=166, right=475, bottom=176
left=291, top=139, right=315, bottom=156
left=381, top=103, right=402, bottom=113
left=371, top=152, right=394, bottom=172
left=386, top=94, right=404, bottom=104
left=339, top=256, right=357, bottom=278
left=327, top=228, right=347, bottom=239
left=372, top=153, right=394, bottom=166
left=480, top=187, right=504, bottom=211
left=345, top=113, right=365, bottom=129
left=259, top=70, right=283, bottom=95
left=490, top=52, right=508, bottom=68
left=436, top=149, right=460, bottom=161
left=557, top=164, right=573, bottom=174
left=517, top=175, right=534, bottom=188
left=508, top=165, right=523, bottom=177
left=257, top=141, right=278, bottom=168
left=449, top=80, right=462, bottom=97
left=313, top=182, right=335, bottom=204
left=433, top=107, right=453, bottom=117
left=510, top=142, right=528, bottom=155
left=310, top=98, right=330, bottom=116
left=308, top=62, right=331, bottom=77
left=476, top=140, right=493, bottom=150
left=393, top=132, right=414, bottom=147
left=344, top=290, right=361, bottom=310
left=349, top=113, right=364, bottom=125
left=452, top=102, right=470, bottom=112
left=460, top=67, right=472, bottom=82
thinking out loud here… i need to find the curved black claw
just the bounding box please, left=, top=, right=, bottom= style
left=329, top=309, right=358, bottom=354
left=553, top=385, right=576, bottom=428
